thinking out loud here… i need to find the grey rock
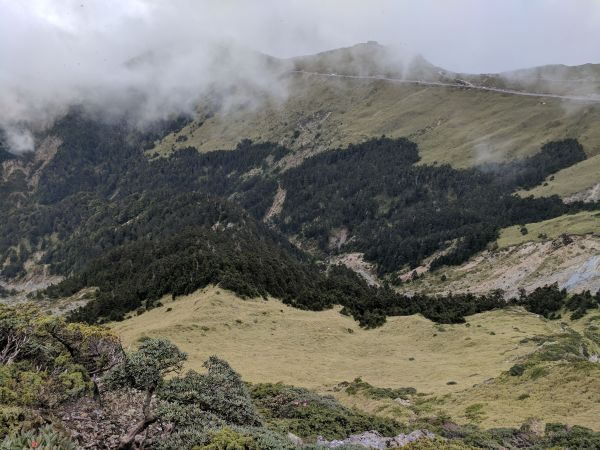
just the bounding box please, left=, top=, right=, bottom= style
left=317, top=429, right=435, bottom=448
left=288, top=432, right=304, bottom=446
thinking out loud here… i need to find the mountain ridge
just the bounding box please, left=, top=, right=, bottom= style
left=149, top=43, right=600, bottom=204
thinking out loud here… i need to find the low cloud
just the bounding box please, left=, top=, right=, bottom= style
left=1, top=0, right=599, bottom=153
left=0, top=1, right=294, bottom=153
left=3, top=127, right=36, bottom=155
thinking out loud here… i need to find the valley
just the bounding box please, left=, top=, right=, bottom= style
left=1, top=34, right=600, bottom=449
left=113, top=286, right=600, bottom=430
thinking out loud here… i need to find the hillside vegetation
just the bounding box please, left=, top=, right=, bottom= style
left=273, top=137, right=589, bottom=274
left=403, top=216, right=599, bottom=297
left=152, top=74, right=600, bottom=170
left=4, top=301, right=600, bottom=448
left=497, top=211, right=600, bottom=248
left=3, top=111, right=594, bottom=327
left=114, top=286, right=600, bottom=431
left=520, top=154, right=600, bottom=201
left=151, top=44, right=600, bottom=204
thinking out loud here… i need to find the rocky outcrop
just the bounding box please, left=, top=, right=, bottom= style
left=408, top=235, right=600, bottom=298
left=264, top=184, right=287, bottom=222
left=565, top=183, right=600, bottom=204
left=316, top=430, right=435, bottom=448
left=329, top=252, right=380, bottom=287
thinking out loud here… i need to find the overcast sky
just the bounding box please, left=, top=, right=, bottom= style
left=2, top=0, right=600, bottom=152
left=4, top=0, right=599, bottom=73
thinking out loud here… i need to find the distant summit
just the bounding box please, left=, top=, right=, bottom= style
left=289, top=42, right=600, bottom=97
left=290, top=42, right=444, bottom=81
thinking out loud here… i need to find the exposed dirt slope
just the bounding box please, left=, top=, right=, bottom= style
left=406, top=234, right=600, bottom=297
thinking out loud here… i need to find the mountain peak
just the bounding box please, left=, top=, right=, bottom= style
left=291, top=41, right=441, bottom=80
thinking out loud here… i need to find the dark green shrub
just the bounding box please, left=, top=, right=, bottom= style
left=543, top=423, right=600, bottom=448
left=509, top=364, right=525, bottom=376
left=160, top=357, right=262, bottom=427
left=230, top=427, right=297, bottom=450
left=515, top=284, right=567, bottom=318
left=249, top=383, right=403, bottom=440
left=403, top=439, right=477, bottom=449
left=0, top=304, right=117, bottom=410
left=344, top=378, right=417, bottom=399
left=0, top=406, right=40, bottom=440
left=529, top=366, right=549, bottom=380
left=464, top=404, right=486, bottom=423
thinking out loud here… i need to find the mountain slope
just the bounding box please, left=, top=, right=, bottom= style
left=3, top=112, right=593, bottom=327
left=114, top=286, right=600, bottom=431
left=520, top=154, right=600, bottom=201
left=153, top=73, right=600, bottom=169
left=290, top=41, right=444, bottom=80
left=2, top=42, right=600, bottom=450
left=152, top=44, right=600, bottom=188
left=1, top=43, right=599, bottom=323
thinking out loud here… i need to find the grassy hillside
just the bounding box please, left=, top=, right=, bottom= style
left=334, top=361, right=600, bottom=431
left=113, top=287, right=545, bottom=391
left=152, top=45, right=600, bottom=203
left=152, top=74, right=600, bottom=170
left=497, top=211, right=600, bottom=248
left=113, top=286, right=600, bottom=430
left=6, top=301, right=600, bottom=448
left=520, top=153, right=600, bottom=199
left=493, top=63, right=600, bottom=96
left=440, top=362, right=600, bottom=430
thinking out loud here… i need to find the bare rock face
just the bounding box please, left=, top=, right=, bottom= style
left=316, top=429, right=435, bottom=448
left=565, top=183, right=600, bottom=204
left=521, top=418, right=545, bottom=437
left=394, top=397, right=411, bottom=406
left=287, top=432, right=304, bottom=446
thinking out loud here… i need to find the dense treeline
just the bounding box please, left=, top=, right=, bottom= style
left=0, top=111, right=597, bottom=326
left=0, top=118, right=285, bottom=278
left=34, top=110, right=192, bottom=204
left=482, top=139, right=587, bottom=190
left=0, top=115, right=592, bottom=280
left=57, top=217, right=328, bottom=323
left=49, top=209, right=511, bottom=327
left=50, top=214, right=596, bottom=327
left=275, top=137, right=591, bottom=273
left=42, top=191, right=285, bottom=275
left=515, top=284, right=600, bottom=320
left=56, top=230, right=599, bottom=327
left=0, top=148, right=14, bottom=164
